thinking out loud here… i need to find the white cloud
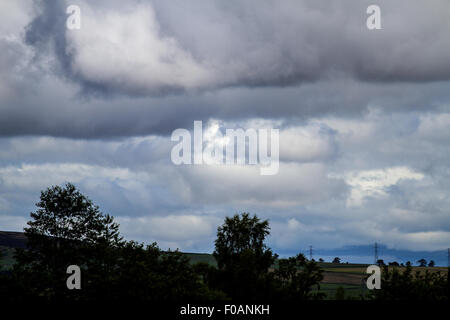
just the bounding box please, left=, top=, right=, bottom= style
left=67, top=2, right=212, bottom=94
left=279, top=124, right=337, bottom=163
left=0, top=215, right=28, bottom=232
left=117, top=214, right=219, bottom=251
left=0, top=163, right=138, bottom=191
left=0, top=0, right=33, bottom=35
left=176, top=162, right=346, bottom=207
left=335, top=167, right=424, bottom=207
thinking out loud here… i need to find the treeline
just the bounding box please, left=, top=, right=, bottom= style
left=0, top=183, right=448, bottom=301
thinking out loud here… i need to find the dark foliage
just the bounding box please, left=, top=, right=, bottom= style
left=0, top=183, right=220, bottom=301
left=369, top=265, right=448, bottom=300
left=1, top=183, right=447, bottom=302
left=211, top=213, right=278, bottom=300
left=273, top=254, right=324, bottom=300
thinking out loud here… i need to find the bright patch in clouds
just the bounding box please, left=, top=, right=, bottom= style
left=339, top=167, right=425, bottom=207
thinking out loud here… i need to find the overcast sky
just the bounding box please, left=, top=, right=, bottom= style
left=1, top=0, right=449, bottom=257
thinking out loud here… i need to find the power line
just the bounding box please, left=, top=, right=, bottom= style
left=447, top=248, right=449, bottom=269
left=374, top=242, right=378, bottom=264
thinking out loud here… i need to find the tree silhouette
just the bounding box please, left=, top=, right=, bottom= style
left=334, top=286, right=345, bottom=300
left=332, top=257, right=341, bottom=264
left=5, top=183, right=219, bottom=301
left=417, top=259, right=427, bottom=267
left=12, top=183, right=122, bottom=300
left=212, top=213, right=277, bottom=299
left=274, top=253, right=324, bottom=300
left=370, top=265, right=448, bottom=300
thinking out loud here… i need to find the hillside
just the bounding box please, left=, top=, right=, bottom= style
left=0, top=231, right=27, bottom=249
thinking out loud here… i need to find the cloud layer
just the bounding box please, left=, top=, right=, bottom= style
left=21, top=0, right=450, bottom=96
left=0, top=0, right=449, bottom=257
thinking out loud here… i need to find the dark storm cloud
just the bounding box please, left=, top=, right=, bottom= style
left=0, top=0, right=449, bottom=138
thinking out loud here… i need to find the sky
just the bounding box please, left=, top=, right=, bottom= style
left=0, top=0, right=449, bottom=264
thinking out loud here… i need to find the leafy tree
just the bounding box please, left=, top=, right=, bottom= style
left=428, top=260, right=435, bottom=267
left=406, top=261, right=412, bottom=267
left=192, top=262, right=229, bottom=300
left=388, top=261, right=399, bottom=267
left=5, top=183, right=219, bottom=302
left=213, top=213, right=274, bottom=272
left=334, top=286, right=345, bottom=300
left=418, top=259, right=427, bottom=267
left=274, top=253, right=324, bottom=300
left=332, top=257, right=341, bottom=264
left=0, top=248, right=4, bottom=271
left=377, top=259, right=385, bottom=266
left=212, top=213, right=277, bottom=299
left=11, top=183, right=123, bottom=300
left=370, top=265, right=448, bottom=300
left=319, top=258, right=324, bottom=263
left=111, top=242, right=224, bottom=301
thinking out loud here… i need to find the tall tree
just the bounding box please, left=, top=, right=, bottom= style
left=212, top=213, right=277, bottom=299
left=7, top=183, right=222, bottom=301
left=12, top=183, right=123, bottom=300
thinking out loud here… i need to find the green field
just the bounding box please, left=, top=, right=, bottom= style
left=183, top=252, right=218, bottom=267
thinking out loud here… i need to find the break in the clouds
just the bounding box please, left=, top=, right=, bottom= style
left=0, top=0, right=449, bottom=259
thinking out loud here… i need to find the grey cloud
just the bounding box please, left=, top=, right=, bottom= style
left=1, top=0, right=449, bottom=254
left=19, top=0, right=450, bottom=97
left=1, top=77, right=449, bottom=139
left=1, top=0, right=450, bottom=139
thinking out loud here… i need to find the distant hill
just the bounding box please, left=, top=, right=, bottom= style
left=0, top=231, right=27, bottom=271
left=0, top=231, right=448, bottom=266
left=310, top=244, right=448, bottom=266
left=0, top=231, right=27, bottom=249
